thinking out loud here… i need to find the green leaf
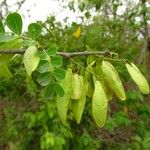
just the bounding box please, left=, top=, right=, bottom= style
left=40, top=132, right=54, bottom=149
left=22, top=39, right=38, bottom=47
left=0, top=35, right=16, bottom=42
left=38, top=51, right=50, bottom=61
left=0, top=55, right=13, bottom=65
left=47, top=46, right=58, bottom=56
left=28, top=23, right=42, bottom=39
left=6, top=12, right=22, bottom=35
left=53, top=68, right=66, bottom=80
left=0, top=38, right=22, bottom=49
left=45, top=83, right=55, bottom=97
left=37, top=60, right=50, bottom=73
left=37, top=72, right=52, bottom=86
left=0, top=64, right=13, bottom=78
left=0, top=38, right=23, bottom=65
left=0, top=19, right=5, bottom=34
left=54, top=83, right=65, bottom=97
left=51, top=56, right=63, bottom=68
left=45, top=82, right=65, bottom=97
left=23, top=46, right=40, bottom=76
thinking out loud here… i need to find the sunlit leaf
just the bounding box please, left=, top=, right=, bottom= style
left=23, top=46, right=40, bottom=76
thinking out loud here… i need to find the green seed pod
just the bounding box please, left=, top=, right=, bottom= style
left=102, top=61, right=126, bottom=100
left=101, top=79, right=113, bottom=101
left=56, top=68, right=73, bottom=125
left=71, top=74, right=83, bottom=100
left=86, top=79, right=94, bottom=98
left=71, top=77, right=88, bottom=124
left=92, top=81, right=108, bottom=128
left=93, top=62, right=113, bottom=101
left=126, top=63, right=149, bottom=94
left=85, top=65, right=94, bottom=98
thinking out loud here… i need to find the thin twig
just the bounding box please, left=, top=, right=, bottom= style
left=95, top=54, right=129, bottom=63
left=69, top=57, right=100, bottom=78
left=41, top=23, right=55, bottom=38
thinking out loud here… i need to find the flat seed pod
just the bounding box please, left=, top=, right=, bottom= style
left=86, top=79, right=94, bottom=98
left=85, top=65, right=94, bottom=98
left=94, top=62, right=113, bottom=101
left=125, top=63, right=149, bottom=94
left=71, top=77, right=88, bottom=124
left=102, top=61, right=126, bottom=100
left=71, top=74, right=83, bottom=100
left=92, top=81, right=108, bottom=128
left=56, top=68, right=72, bottom=125
left=101, top=79, right=113, bottom=101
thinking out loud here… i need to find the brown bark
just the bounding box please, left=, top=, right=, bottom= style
left=138, top=0, right=149, bottom=65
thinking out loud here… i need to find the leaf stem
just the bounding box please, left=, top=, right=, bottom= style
left=69, top=57, right=100, bottom=78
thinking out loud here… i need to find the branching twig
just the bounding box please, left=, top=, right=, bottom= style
left=58, top=50, right=111, bottom=58
left=0, top=49, right=112, bottom=57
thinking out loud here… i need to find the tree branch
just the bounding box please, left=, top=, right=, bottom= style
left=0, top=49, right=25, bottom=54
left=0, top=49, right=112, bottom=58
left=58, top=50, right=112, bottom=57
